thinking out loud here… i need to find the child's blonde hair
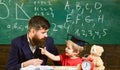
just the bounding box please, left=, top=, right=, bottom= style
left=66, top=40, right=84, bottom=54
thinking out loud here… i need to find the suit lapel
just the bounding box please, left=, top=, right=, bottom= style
left=22, top=35, right=33, bottom=59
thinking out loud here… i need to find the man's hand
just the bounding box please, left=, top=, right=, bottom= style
left=22, top=59, right=43, bottom=67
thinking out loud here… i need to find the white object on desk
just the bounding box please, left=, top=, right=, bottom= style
left=20, top=65, right=54, bottom=70
left=20, top=65, right=78, bottom=70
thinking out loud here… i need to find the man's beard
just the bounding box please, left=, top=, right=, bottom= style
left=30, top=35, right=46, bottom=49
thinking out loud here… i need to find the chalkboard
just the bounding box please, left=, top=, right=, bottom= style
left=0, top=0, right=120, bottom=44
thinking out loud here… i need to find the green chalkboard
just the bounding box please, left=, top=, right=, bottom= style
left=0, top=0, right=120, bottom=44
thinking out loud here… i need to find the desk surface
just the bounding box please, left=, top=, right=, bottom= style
left=20, top=65, right=79, bottom=70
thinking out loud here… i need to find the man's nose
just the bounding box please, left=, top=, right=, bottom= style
left=44, top=33, right=48, bottom=37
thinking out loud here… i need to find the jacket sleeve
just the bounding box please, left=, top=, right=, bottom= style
left=6, top=39, right=21, bottom=70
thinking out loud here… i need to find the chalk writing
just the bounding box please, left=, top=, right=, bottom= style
left=16, top=3, right=30, bottom=20
left=0, top=1, right=9, bottom=19
left=52, top=23, right=57, bottom=31
left=63, top=0, right=107, bottom=40
left=7, top=22, right=28, bottom=31
left=34, top=1, right=54, bottom=18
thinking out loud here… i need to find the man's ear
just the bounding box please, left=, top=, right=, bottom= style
left=31, top=28, right=36, bottom=32
left=29, top=28, right=36, bottom=36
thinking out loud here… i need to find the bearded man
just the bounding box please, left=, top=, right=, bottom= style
left=6, top=16, right=59, bottom=70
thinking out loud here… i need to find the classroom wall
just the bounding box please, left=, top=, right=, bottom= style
left=0, top=45, right=120, bottom=70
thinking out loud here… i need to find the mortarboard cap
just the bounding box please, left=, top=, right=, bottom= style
left=68, top=34, right=89, bottom=46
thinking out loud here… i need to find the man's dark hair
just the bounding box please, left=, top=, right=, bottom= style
left=28, top=15, right=50, bottom=31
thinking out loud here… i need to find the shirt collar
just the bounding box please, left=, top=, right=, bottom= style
left=27, top=34, right=36, bottom=53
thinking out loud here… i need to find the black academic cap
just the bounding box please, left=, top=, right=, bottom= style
left=68, top=34, right=89, bottom=46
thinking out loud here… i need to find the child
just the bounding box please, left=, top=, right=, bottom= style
left=40, top=35, right=88, bottom=66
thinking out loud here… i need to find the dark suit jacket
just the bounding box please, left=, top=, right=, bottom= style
left=6, top=34, right=59, bottom=70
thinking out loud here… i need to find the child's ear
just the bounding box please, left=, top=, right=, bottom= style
left=74, top=51, right=79, bottom=55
